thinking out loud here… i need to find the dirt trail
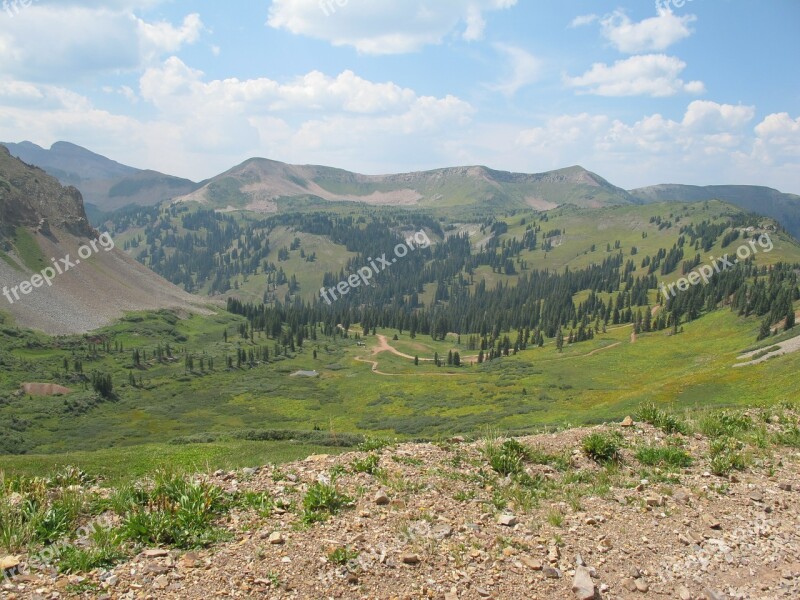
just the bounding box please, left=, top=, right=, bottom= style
left=358, top=335, right=622, bottom=375
left=734, top=331, right=800, bottom=367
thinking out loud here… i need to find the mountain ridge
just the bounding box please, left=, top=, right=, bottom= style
left=3, top=140, right=799, bottom=238
left=630, top=183, right=800, bottom=239
left=0, top=141, right=199, bottom=213
left=0, top=148, right=211, bottom=334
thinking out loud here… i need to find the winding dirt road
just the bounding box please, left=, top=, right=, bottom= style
left=356, top=335, right=623, bottom=375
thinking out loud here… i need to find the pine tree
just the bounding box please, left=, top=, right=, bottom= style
left=757, top=318, right=771, bottom=341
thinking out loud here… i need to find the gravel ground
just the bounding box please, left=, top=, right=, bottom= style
left=2, top=417, right=799, bottom=600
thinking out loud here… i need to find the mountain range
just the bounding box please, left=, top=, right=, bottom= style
left=2, top=140, right=799, bottom=239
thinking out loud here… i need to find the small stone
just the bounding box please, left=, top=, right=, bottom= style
left=778, top=483, right=792, bottom=492
left=521, top=557, right=543, bottom=571
left=548, top=545, right=561, bottom=562
left=0, top=556, right=20, bottom=572
left=374, top=490, right=390, bottom=506
left=153, top=575, right=169, bottom=589
left=304, top=454, right=330, bottom=462
left=704, top=589, right=725, bottom=600
left=268, top=532, right=285, bottom=545
left=673, top=489, right=691, bottom=504
left=571, top=566, right=595, bottom=600
left=621, top=415, right=634, bottom=427
left=444, top=592, right=459, bottom=600
left=543, top=566, right=561, bottom=579
left=498, top=514, right=518, bottom=527
left=646, top=496, right=663, bottom=507
left=628, top=566, right=641, bottom=578
left=476, top=588, right=491, bottom=598
left=242, top=467, right=258, bottom=477
left=623, top=578, right=638, bottom=592
left=749, top=490, right=764, bottom=502
left=677, top=585, right=692, bottom=600
left=700, top=514, right=721, bottom=530
left=431, top=524, right=453, bottom=540
left=400, top=553, right=421, bottom=565
left=346, top=573, right=359, bottom=585
left=142, top=549, right=169, bottom=558
left=635, top=578, right=649, bottom=593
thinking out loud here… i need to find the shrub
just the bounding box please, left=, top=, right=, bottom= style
left=637, top=403, right=690, bottom=435
left=121, top=474, right=229, bottom=549
left=698, top=411, right=751, bottom=439
left=708, top=437, right=748, bottom=476
left=351, top=454, right=382, bottom=475
left=328, top=546, right=359, bottom=566
left=301, top=481, right=352, bottom=525
left=774, top=426, right=800, bottom=448
left=58, top=525, right=129, bottom=573
left=581, top=432, right=622, bottom=464
left=635, top=445, right=693, bottom=468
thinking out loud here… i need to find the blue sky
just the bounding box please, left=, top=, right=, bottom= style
left=0, top=0, right=798, bottom=192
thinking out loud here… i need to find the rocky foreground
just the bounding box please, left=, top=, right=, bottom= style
left=2, top=412, right=800, bottom=600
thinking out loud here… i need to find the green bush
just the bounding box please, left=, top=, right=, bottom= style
left=328, top=546, right=359, bottom=565
left=635, top=445, right=693, bottom=468
left=698, top=411, right=751, bottom=439
left=708, top=437, right=748, bottom=476
left=637, top=403, right=690, bottom=435
left=581, top=432, right=622, bottom=464
left=351, top=454, right=382, bottom=475
left=301, top=481, right=352, bottom=525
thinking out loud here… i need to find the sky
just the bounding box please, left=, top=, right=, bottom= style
left=0, top=0, right=798, bottom=192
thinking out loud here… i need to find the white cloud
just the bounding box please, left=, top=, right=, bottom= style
left=137, top=13, right=204, bottom=56
left=488, top=44, right=542, bottom=95
left=509, top=101, right=800, bottom=190
left=267, top=0, right=518, bottom=54
left=600, top=10, right=695, bottom=53
left=570, top=14, right=597, bottom=28
left=0, top=4, right=204, bottom=81
left=565, top=54, right=705, bottom=97
left=0, top=60, right=474, bottom=178
left=753, top=113, right=800, bottom=167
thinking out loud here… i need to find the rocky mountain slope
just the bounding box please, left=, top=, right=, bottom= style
left=175, top=159, right=635, bottom=213
left=0, top=147, right=210, bottom=334
left=1, top=409, right=798, bottom=599
left=1, top=142, right=199, bottom=213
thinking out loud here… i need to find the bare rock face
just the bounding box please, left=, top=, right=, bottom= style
left=0, top=146, right=94, bottom=239
left=572, top=566, right=596, bottom=600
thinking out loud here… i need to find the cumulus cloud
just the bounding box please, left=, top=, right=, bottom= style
left=0, top=60, right=474, bottom=177
left=601, top=10, right=695, bottom=53
left=267, top=0, right=518, bottom=54
left=510, top=101, right=799, bottom=189
left=0, top=4, right=204, bottom=81
left=565, top=54, right=705, bottom=97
